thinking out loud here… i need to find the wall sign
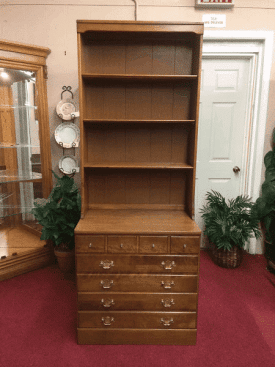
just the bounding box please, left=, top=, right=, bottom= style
left=202, top=14, right=226, bottom=28
left=196, top=0, right=234, bottom=8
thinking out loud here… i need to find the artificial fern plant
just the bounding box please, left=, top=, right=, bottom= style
left=200, top=191, right=261, bottom=251
left=253, top=129, right=275, bottom=245
left=31, top=171, right=81, bottom=251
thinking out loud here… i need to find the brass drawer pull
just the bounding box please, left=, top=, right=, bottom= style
left=100, top=260, right=114, bottom=269
left=101, top=298, right=115, bottom=308
left=161, top=280, right=175, bottom=289
left=161, top=260, right=176, bottom=270
left=88, top=243, right=92, bottom=248
left=102, top=316, right=115, bottom=326
left=101, top=279, right=114, bottom=289
left=161, top=318, right=174, bottom=327
left=161, top=298, right=175, bottom=308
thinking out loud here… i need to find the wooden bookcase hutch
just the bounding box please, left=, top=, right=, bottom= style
left=75, top=20, right=203, bottom=345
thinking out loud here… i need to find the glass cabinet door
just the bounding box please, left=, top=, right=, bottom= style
left=0, top=69, right=44, bottom=224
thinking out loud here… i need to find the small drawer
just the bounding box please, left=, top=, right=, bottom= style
left=139, top=236, right=168, bottom=253
left=107, top=236, right=137, bottom=253
left=75, top=235, right=105, bottom=253
left=171, top=236, right=200, bottom=254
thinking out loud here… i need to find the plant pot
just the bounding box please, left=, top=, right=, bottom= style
left=265, top=240, right=275, bottom=274
left=211, top=245, right=244, bottom=269
left=54, top=248, right=75, bottom=273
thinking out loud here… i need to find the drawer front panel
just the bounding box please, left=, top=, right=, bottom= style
left=78, top=292, right=197, bottom=311
left=77, top=274, right=198, bottom=293
left=171, top=236, right=200, bottom=254
left=139, top=236, right=168, bottom=254
left=107, top=236, right=137, bottom=253
left=78, top=311, right=197, bottom=329
left=77, top=328, right=197, bottom=345
left=76, top=254, right=198, bottom=274
left=76, top=235, right=105, bottom=253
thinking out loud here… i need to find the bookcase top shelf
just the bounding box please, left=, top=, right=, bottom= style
left=77, top=20, right=204, bottom=35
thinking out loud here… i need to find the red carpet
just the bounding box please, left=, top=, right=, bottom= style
left=0, top=250, right=274, bottom=367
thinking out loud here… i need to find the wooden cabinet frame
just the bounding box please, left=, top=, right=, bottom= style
left=76, top=20, right=203, bottom=345
left=0, top=40, right=53, bottom=280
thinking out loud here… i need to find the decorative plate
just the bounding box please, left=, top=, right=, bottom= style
left=58, top=156, right=79, bottom=175
left=56, top=98, right=76, bottom=120
left=54, top=122, right=80, bottom=148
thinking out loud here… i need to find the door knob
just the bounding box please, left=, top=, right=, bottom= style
left=233, top=166, right=240, bottom=173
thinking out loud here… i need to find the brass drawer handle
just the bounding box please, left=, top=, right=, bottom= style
left=161, top=298, right=175, bottom=308
left=101, top=298, right=115, bottom=308
left=161, top=280, right=175, bottom=289
left=88, top=243, right=92, bottom=248
left=161, top=318, right=174, bottom=327
left=102, top=316, right=115, bottom=326
left=101, top=279, right=114, bottom=289
left=161, top=260, right=176, bottom=270
left=100, top=260, right=114, bottom=269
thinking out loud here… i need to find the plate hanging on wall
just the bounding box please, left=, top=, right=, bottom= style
left=56, top=98, right=76, bottom=121
left=58, top=156, right=79, bottom=175
left=54, top=122, right=80, bottom=148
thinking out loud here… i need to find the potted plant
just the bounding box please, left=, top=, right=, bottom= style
left=253, top=129, right=275, bottom=272
left=32, top=171, right=81, bottom=272
left=200, top=190, right=261, bottom=268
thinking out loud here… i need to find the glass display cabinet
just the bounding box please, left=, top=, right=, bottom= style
left=0, top=39, right=53, bottom=280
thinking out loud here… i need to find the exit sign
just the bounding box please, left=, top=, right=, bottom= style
left=196, top=0, right=234, bottom=8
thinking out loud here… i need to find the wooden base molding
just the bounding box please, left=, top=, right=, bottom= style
left=0, top=246, right=54, bottom=281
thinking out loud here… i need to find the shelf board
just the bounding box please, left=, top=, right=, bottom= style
left=0, top=170, right=42, bottom=184
left=83, top=119, right=196, bottom=124
left=84, top=162, right=193, bottom=170
left=82, top=73, right=197, bottom=82
left=75, top=209, right=201, bottom=235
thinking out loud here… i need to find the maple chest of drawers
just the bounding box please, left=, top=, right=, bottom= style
left=75, top=211, right=201, bottom=345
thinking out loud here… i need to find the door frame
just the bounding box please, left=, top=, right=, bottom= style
left=200, top=31, right=273, bottom=254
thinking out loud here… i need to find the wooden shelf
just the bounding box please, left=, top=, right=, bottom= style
left=84, top=162, right=193, bottom=170
left=76, top=209, right=201, bottom=235
left=82, top=73, right=197, bottom=82
left=0, top=170, right=42, bottom=184
left=83, top=119, right=196, bottom=125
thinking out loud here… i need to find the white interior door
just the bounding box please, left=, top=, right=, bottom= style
left=195, top=56, right=254, bottom=240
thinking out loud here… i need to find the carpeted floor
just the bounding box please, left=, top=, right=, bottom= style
left=0, top=250, right=274, bottom=367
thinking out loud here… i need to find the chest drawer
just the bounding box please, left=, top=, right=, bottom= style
left=107, top=236, right=137, bottom=253
left=77, top=274, right=198, bottom=293
left=75, top=235, right=105, bottom=253
left=78, top=292, right=197, bottom=311
left=76, top=254, right=198, bottom=274
left=171, top=236, right=200, bottom=254
left=139, top=236, right=168, bottom=253
left=78, top=311, right=197, bottom=329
